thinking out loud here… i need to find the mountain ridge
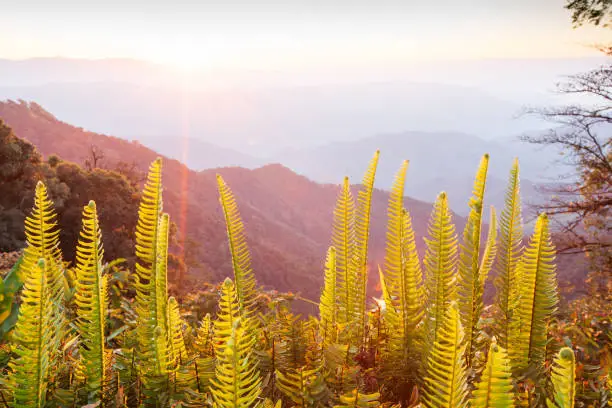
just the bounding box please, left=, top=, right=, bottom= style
left=0, top=100, right=461, bottom=307
left=0, top=100, right=586, bottom=307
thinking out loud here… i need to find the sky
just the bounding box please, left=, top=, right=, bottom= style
left=0, top=0, right=610, bottom=71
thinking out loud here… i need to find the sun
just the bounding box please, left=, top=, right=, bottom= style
left=149, top=34, right=212, bottom=73
left=162, top=48, right=205, bottom=74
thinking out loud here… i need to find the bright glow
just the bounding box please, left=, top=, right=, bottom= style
left=0, top=2, right=610, bottom=70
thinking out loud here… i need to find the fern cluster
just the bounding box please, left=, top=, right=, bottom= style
left=0, top=153, right=583, bottom=407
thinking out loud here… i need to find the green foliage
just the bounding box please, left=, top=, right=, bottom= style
left=472, top=340, right=515, bottom=408
left=5, top=181, right=67, bottom=408
left=422, top=304, right=470, bottom=408
left=133, top=158, right=172, bottom=403
left=0, top=256, right=24, bottom=338
left=0, top=155, right=588, bottom=408
left=276, top=366, right=329, bottom=407
left=217, top=175, right=259, bottom=318
left=547, top=348, right=576, bottom=408
left=353, top=150, right=379, bottom=343
left=494, top=159, right=523, bottom=353
left=0, top=120, right=140, bottom=262
left=457, top=154, right=491, bottom=369
left=6, top=258, right=64, bottom=407
left=509, top=213, right=559, bottom=375
left=210, top=279, right=261, bottom=408
left=423, top=192, right=458, bottom=356
left=319, top=247, right=338, bottom=347
left=332, top=176, right=355, bottom=326
left=380, top=160, right=424, bottom=397
left=74, top=200, right=109, bottom=403
left=565, top=0, right=612, bottom=26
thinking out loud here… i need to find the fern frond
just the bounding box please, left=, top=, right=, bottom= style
left=194, top=313, right=213, bottom=356
left=494, top=159, right=523, bottom=351
left=423, top=192, right=458, bottom=351
left=353, top=150, right=380, bottom=341
left=74, top=200, right=109, bottom=402
left=214, top=279, right=244, bottom=357
left=156, top=212, right=170, bottom=339
left=334, top=389, right=380, bottom=408
left=217, top=175, right=258, bottom=317
left=276, top=366, right=329, bottom=406
left=333, top=176, right=356, bottom=325
left=7, top=258, right=64, bottom=408
left=509, top=213, right=559, bottom=374
left=21, top=181, right=62, bottom=281
left=168, top=297, right=188, bottom=368
left=134, top=158, right=163, bottom=289
left=258, top=399, right=283, bottom=408
left=211, top=279, right=261, bottom=408
left=479, top=207, right=498, bottom=286
left=457, top=154, right=489, bottom=369
left=472, top=339, right=515, bottom=408
left=133, top=158, right=172, bottom=402
left=422, top=304, right=469, bottom=408
left=21, top=182, right=66, bottom=372
left=272, top=309, right=313, bottom=371
left=383, top=160, right=424, bottom=354
left=378, top=266, right=396, bottom=323
left=319, top=247, right=338, bottom=347
left=547, top=348, right=576, bottom=408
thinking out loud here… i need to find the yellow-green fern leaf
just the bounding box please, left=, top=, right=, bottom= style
left=423, top=192, right=458, bottom=351
left=21, top=181, right=62, bottom=281
left=334, top=389, right=380, bottom=408
left=214, top=279, right=245, bottom=357
left=134, top=158, right=163, bottom=291
left=168, top=297, right=188, bottom=367
left=276, top=366, right=329, bottom=406
left=133, top=158, right=172, bottom=401
left=494, top=159, right=523, bottom=351
left=472, top=339, right=515, bottom=408
left=211, top=280, right=261, bottom=408
left=210, top=320, right=261, bottom=408
left=378, top=266, right=397, bottom=324
left=156, top=212, right=170, bottom=339
left=20, top=182, right=66, bottom=371
left=422, top=304, right=469, bottom=408
left=7, top=258, right=64, bottom=408
left=547, top=348, right=576, bottom=408
left=383, top=160, right=424, bottom=358
left=217, top=175, right=258, bottom=317
left=193, top=313, right=215, bottom=393
left=479, top=207, right=498, bottom=286
left=332, top=176, right=355, bottom=325
left=74, top=200, right=109, bottom=402
left=457, top=154, right=490, bottom=369
left=319, top=247, right=338, bottom=347
left=195, top=313, right=213, bottom=356
left=353, top=150, right=380, bottom=340
left=134, top=158, right=164, bottom=362
left=382, top=160, right=408, bottom=332
left=509, top=213, right=559, bottom=373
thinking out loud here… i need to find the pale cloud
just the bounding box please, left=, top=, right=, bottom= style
left=0, top=0, right=609, bottom=70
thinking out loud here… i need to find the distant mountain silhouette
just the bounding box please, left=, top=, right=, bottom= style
left=1, top=56, right=606, bottom=154
left=275, top=131, right=561, bottom=216
left=0, top=80, right=542, bottom=153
